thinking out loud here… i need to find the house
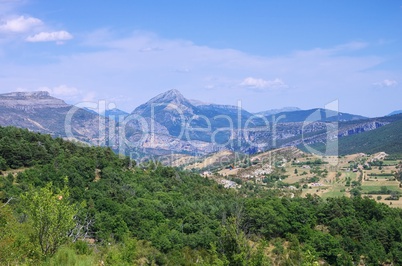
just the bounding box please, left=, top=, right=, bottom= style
left=310, top=183, right=323, bottom=187
left=202, top=171, right=212, bottom=177
left=220, top=179, right=237, bottom=189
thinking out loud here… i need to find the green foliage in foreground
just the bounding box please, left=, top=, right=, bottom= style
left=1, top=126, right=402, bottom=265
left=21, top=182, right=76, bottom=257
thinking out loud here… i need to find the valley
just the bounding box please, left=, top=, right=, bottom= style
left=2, top=2, right=402, bottom=264
left=177, top=147, right=402, bottom=208
left=1, top=97, right=402, bottom=264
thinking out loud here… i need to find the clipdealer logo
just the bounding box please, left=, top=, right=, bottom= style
left=64, top=99, right=339, bottom=167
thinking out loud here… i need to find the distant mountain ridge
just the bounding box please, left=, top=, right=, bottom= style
left=255, top=107, right=300, bottom=116
left=388, top=110, right=402, bottom=116
left=83, top=107, right=129, bottom=118
left=0, top=89, right=399, bottom=156
left=262, top=108, right=367, bottom=123
left=104, top=108, right=129, bottom=117
left=124, top=89, right=381, bottom=155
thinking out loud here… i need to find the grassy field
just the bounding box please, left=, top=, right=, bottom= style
left=360, top=184, right=402, bottom=192
left=216, top=149, right=402, bottom=208
left=376, top=198, right=402, bottom=208
left=344, top=172, right=357, bottom=179
left=279, top=152, right=402, bottom=206
left=366, top=175, right=393, bottom=179
left=321, top=188, right=347, bottom=199
left=382, top=160, right=401, bottom=166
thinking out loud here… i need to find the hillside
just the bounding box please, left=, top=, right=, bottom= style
left=0, top=91, right=104, bottom=144
left=388, top=110, right=402, bottom=116
left=263, top=108, right=367, bottom=122
left=254, top=106, right=300, bottom=116
left=124, top=90, right=379, bottom=155
left=2, top=126, right=402, bottom=265
left=0, top=89, right=400, bottom=157
left=304, top=119, right=402, bottom=155
left=127, top=89, right=255, bottom=152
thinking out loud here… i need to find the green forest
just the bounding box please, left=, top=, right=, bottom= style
left=1, top=126, right=402, bottom=265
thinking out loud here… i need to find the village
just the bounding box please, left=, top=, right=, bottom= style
left=175, top=147, right=402, bottom=208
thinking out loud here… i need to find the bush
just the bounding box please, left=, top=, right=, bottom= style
left=45, top=246, right=95, bottom=266
left=385, top=195, right=400, bottom=201
left=74, top=241, right=92, bottom=255
left=0, top=156, right=7, bottom=171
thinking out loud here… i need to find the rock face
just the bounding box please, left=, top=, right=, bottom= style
left=0, top=91, right=69, bottom=110
left=0, top=89, right=400, bottom=156
left=124, top=89, right=256, bottom=154
left=131, top=89, right=197, bottom=137
left=121, top=89, right=393, bottom=155
left=338, top=121, right=389, bottom=137
left=0, top=91, right=104, bottom=144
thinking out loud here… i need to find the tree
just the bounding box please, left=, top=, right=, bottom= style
left=0, top=156, right=7, bottom=171
left=350, top=188, right=362, bottom=198
left=302, top=250, right=319, bottom=266
left=219, top=217, right=250, bottom=265
left=21, top=181, right=77, bottom=257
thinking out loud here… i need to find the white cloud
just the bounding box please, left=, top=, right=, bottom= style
left=373, top=79, right=398, bottom=87
left=0, top=15, right=72, bottom=45
left=0, top=15, right=42, bottom=33
left=0, top=31, right=397, bottom=115
left=332, top=41, right=368, bottom=52
left=174, top=67, right=190, bottom=73
left=139, top=47, right=163, bottom=52
left=26, top=30, right=73, bottom=43
left=40, top=85, right=80, bottom=97
left=82, top=91, right=97, bottom=102
left=14, top=85, right=96, bottom=104
left=15, top=87, right=28, bottom=92
left=52, top=85, right=80, bottom=96
left=240, top=77, right=288, bottom=90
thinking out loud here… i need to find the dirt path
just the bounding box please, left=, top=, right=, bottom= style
left=1, top=167, right=30, bottom=177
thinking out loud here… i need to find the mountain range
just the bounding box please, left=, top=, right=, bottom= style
left=0, top=89, right=401, bottom=156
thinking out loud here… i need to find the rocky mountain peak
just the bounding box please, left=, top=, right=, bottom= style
left=148, top=89, right=186, bottom=105
left=132, top=89, right=194, bottom=115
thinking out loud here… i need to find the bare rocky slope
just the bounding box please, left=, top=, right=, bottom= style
left=0, top=91, right=105, bottom=144
left=0, top=89, right=401, bottom=156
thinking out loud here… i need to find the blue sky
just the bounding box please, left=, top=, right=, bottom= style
left=0, top=0, right=401, bottom=117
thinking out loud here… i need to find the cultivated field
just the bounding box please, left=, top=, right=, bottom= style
left=187, top=148, right=402, bottom=208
